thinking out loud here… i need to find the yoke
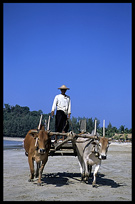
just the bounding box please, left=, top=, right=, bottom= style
left=38, top=115, right=105, bottom=156
left=47, top=130, right=99, bottom=156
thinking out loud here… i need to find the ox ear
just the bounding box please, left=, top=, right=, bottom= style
left=108, top=138, right=111, bottom=145
left=29, top=132, right=36, bottom=137
left=29, top=130, right=38, bottom=138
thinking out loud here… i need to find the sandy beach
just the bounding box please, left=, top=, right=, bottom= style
left=3, top=141, right=132, bottom=201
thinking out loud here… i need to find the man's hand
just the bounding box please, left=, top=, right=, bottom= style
left=51, top=111, right=54, bottom=117
left=67, top=114, right=71, bottom=119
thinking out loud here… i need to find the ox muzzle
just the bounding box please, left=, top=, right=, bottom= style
left=99, top=154, right=107, bottom=160
left=38, top=148, right=46, bottom=154
left=101, top=155, right=106, bottom=160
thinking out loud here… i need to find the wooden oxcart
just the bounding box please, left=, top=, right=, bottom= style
left=48, top=131, right=99, bottom=156
left=39, top=115, right=102, bottom=156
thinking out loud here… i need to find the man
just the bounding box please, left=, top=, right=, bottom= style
left=51, top=85, right=71, bottom=137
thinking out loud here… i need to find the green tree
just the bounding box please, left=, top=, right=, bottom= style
left=3, top=103, right=132, bottom=138
left=119, top=125, right=125, bottom=133
left=4, top=104, right=11, bottom=112
left=108, top=122, right=112, bottom=130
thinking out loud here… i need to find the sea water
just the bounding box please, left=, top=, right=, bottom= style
left=3, top=140, right=23, bottom=150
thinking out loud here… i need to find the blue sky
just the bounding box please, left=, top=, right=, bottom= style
left=3, top=3, right=132, bottom=129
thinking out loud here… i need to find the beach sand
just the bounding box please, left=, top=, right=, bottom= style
left=3, top=142, right=132, bottom=201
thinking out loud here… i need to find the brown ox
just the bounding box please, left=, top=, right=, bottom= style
left=74, top=134, right=110, bottom=187
left=24, top=126, right=51, bottom=185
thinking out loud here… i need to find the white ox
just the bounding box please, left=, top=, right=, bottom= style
left=74, top=132, right=110, bottom=187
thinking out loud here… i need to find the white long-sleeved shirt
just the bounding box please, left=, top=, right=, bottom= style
left=51, top=94, right=71, bottom=115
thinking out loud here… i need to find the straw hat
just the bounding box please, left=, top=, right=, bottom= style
left=58, top=85, right=70, bottom=90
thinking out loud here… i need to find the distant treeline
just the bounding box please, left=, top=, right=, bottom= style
left=3, top=104, right=132, bottom=138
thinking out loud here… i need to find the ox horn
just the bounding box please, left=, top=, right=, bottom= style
left=38, top=114, right=43, bottom=130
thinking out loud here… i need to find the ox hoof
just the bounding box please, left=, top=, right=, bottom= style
left=37, top=182, right=42, bottom=186
left=85, top=180, right=89, bottom=184
left=83, top=177, right=87, bottom=181
left=92, top=184, right=99, bottom=188
left=83, top=177, right=89, bottom=183
left=28, top=179, right=34, bottom=182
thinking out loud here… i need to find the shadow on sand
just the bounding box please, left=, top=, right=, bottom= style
left=41, top=172, right=125, bottom=188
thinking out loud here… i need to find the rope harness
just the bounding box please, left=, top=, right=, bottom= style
left=62, top=119, right=69, bottom=132
left=34, top=136, right=50, bottom=154
left=62, top=118, right=74, bottom=132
